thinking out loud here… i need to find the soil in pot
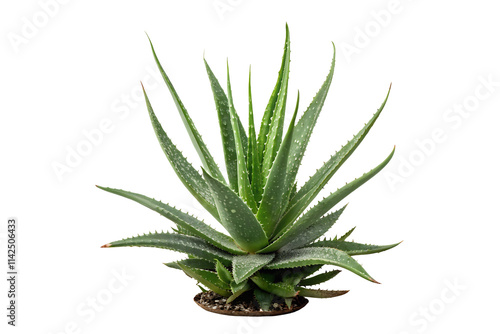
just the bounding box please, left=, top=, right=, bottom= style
left=194, top=291, right=308, bottom=316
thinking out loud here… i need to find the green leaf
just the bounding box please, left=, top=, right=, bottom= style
left=257, top=91, right=300, bottom=237
left=298, top=288, right=349, bottom=298
left=142, top=86, right=220, bottom=221
left=247, top=67, right=263, bottom=204
left=269, top=147, right=396, bottom=245
left=292, top=147, right=395, bottom=230
left=280, top=85, right=391, bottom=231
left=177, top=263, right=231, bottom=297
left=265, top=247, right=378, bottom=283
left=164, top=258, right=215, bottom=271
left=232, top=253, right=275, bottom=284
left=337, top=227, right=356, bottom=241
left=307, top=240, right=402, bottom=256
left=280, top=43, right=336, bottom=210
left=251, top=275, right=297, bottom=298
left=96, top=186, right=246, bottom=255
left=102, top=232, right=233, bottom=267
left=257, top=24, right=290, bottom=168
left=298, top=265, right=324, bottom=278
left=227, top=280, right=252, bottom=303
left=227, top=62, right=258, bottom=212
left=282, top=268, right=309, bottom=286
left=254, top=266, right=322, bottom=284
left=202, top=169, right=268, bottom=252
left=299, top=270, right=341, bottom=286
left=171, top=225, right=197, bottom=237
left=230, top=279, right=250, bottom=294
left=271, top=187, right=315, bottom=241
left=204, top=59, right=247, bottom=192
left=278, top=204, right=347, bottom=252
left=294, top=85, right=391, bottom=203
left=216, top=259, right=233, bottom=284
left=147, top=37, right=225, bottom=183
left=261, top=25, right=291, bottom=183
left=259, top=271, right=278, bottom=282
left=290, top=182, right=297, bottom=200
left=254, top=288, right=273, bottom=311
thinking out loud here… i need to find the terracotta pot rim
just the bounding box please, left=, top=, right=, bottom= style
left=193, top=292, right=309, bottom=316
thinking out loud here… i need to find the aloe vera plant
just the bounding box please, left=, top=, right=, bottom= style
left=99, top=25, right=400, bottom=312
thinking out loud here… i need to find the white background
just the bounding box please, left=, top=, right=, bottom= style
left=1, top=0, right=499, bottom=333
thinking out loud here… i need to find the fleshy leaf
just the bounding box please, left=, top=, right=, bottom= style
left=299, top=270, right=341, bottom=286
left=232, top=253, right=275, bottom=284
left=289, top=147, right=395, bottom=231
left=269, top=147, right=395, bottom=245
left=257, top=92, right=299, bottom=236
left=279, top=85, right=391, bottom=231
left=298, top=288, right=349, bottom=298
left=265, top=247, right=378, bottom=283
left=177, top=262, right=231, bottom=297
left=298, top=264, right=324, bottom=278
left=101, top=232, right=233, bottom=266
left=227, top=62, right=258, bottom=212
left=257, top=24, right=290, bottom=168
left=337, top=227, right=356, bottom=241
left=164, top=258, right=215, bottom=271
left=290, top=182, right=297, bottom=200
left=247, top=67, right=263, bottom=204
left=261, top=25, right=291, bottom=183
left=202, top=169, right=268, bottom=252
left=282, top=268, right=310, bottom=286
left=278, top=204, right=346, bottom=252
left=254, top=288, right=273, bottom=311
left=147, top=37, right=225, bottom=183
left=293, top=85, right=390, bottom=203
left=204, top=59, right=247, bottom=192
left=279, top=43, right=336, bottom=214
left=216, top=259, right=233, bottom=284
left=142, top=86, right=219, bottom=221
left=96, top=186, right=246, bottom=255
left=171, top=225, right=197, bottom=237
left=227, top=280, right=251, bottom=303
left=271, top=186, right=316, bottom=240
left=306, top=240, right=402, bottom=256
left=251, top=275, right=297, bottom=298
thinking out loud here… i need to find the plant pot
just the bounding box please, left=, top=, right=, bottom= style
left=193, top=291, right=309, bottom=316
